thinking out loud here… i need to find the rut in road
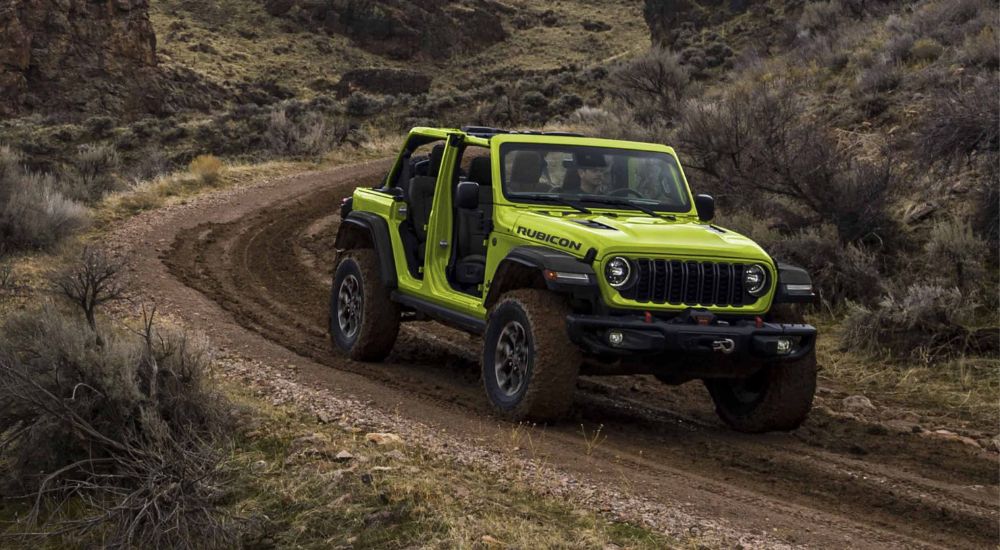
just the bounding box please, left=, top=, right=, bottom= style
left=164, top=165, right=998, bottom=549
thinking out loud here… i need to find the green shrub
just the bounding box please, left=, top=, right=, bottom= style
left=908, top=38, right=944, bottom=62
left=923, top=218, right=989, bottom=290
left=68, top=143, right=123, bottom=202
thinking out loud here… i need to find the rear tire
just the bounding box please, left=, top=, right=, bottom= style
left=330, top=249, right=400, bottom=361
left=483, top=290, right=580, bottom=421
left=704, top=305, right=817, bottom=433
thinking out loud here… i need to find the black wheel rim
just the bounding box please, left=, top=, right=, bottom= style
left=337, top=274, right=362, bottom=338
left=494, top=320, right=528, bottom=397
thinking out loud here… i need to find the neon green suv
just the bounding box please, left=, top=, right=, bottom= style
left=331, top=126, right=818, bottom=432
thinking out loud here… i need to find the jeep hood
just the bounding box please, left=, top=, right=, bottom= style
left=511, top=210, right=772, bottom=263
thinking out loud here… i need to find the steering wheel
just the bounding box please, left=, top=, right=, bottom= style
left=609, top=187, right=644, bottom=198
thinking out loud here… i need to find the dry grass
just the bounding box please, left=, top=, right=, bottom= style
left=209, top=383, right=677, bottom=549
left=814, top=315, right=999, bottom=429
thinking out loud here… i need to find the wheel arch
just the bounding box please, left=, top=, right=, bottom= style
left=336, top=211, right=397, bottom=289
left=484, top=246, right=598, bottom=310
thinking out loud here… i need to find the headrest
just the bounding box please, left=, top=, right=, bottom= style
left=468, top=156, right=492, bottom=187
left=510, top=151, right=544, bottom=184
left=428, top=144, right=445, bottom=177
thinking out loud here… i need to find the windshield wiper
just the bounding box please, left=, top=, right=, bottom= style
left=514, top=193, right=591, bottom=214
left=575, top=195, right=675, bottom=220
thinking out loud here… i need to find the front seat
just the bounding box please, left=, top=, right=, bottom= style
left=407, top=144, right=444, bottom=260
left=508, top=151, right=545, bottom=193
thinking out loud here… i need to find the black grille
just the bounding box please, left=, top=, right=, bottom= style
left=620, top=259, right=747, bottom=306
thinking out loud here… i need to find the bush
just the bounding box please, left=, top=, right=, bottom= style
left=607, top=47, right=689, bottom=124
left=916, top=77, right=1000, bottom=160
left=676, top=80, right=897, bottom=246
left=265, top=108, right=351, bottom=159
left=0, top=169, right=89, bottom=251
left=189, top=154, right=225, bottom=185
left=960, top=26, right=999, bottom=68
left=0, top=304, right=235, bottom=548
left=842, top=284, right=991, bottom=362
left=798, top=1, right=843, bottom=35
left=923, top=218, right=988, bottom=290
left=908, top=38, right=944, bottom=62
left=68, top=143, right=122, bottom=202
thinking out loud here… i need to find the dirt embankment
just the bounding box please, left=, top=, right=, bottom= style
left=105, top=160, right=997, bottom=549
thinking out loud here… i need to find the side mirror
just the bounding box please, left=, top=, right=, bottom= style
left=695, top=194, right=715, bottom=222
left=456, top=181, right=480, bottom=210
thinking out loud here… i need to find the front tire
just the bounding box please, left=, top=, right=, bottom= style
left=704, top=305, right=817, bottom=432
left=483, top=290, right=580, bottom=421
left=330, top=249, right=399, bottom=361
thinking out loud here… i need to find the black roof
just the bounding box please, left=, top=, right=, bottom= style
left=460, top=126, right=584, bottom=139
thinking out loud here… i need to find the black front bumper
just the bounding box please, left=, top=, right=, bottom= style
left=566, top=312, right=816, bottom=360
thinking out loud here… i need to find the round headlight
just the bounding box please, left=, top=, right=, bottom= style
left=744, top=264, right=768, bottom=296
left=605, top=257, right=632, bottom=288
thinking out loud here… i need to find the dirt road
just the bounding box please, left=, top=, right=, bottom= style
left=115, top=161, right=996, bottom=548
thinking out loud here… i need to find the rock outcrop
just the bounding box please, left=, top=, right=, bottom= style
left=262, top=0, right=508, bottom=60
left=0, top=0, right=162, bottom=117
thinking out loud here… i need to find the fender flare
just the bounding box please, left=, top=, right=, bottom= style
left=772, top=261, right=816, bottom=304
left=336, top=211, right=398, bottom=289
left=484, top=246, right=598, bottom=308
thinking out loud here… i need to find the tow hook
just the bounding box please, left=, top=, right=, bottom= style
left=712, top=338, right=735, bottom=354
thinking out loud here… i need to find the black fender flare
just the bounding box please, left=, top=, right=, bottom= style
left=484, top=246, right=598, bottom=309
left=336, top=211, right=397, bottom=289
left=772, top=261, right=816, bottom=303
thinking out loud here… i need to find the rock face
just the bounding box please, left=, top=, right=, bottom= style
left=0, top=0, right=162, bottom=117
left=333, top=68, right=432, bottom=98
left=262, top=0, right=508, bottom=60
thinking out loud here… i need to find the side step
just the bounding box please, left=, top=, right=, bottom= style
left=391, top=291, right=486, bottom=335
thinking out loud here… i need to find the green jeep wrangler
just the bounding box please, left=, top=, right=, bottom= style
left=332, top=126, right=818, bottom=432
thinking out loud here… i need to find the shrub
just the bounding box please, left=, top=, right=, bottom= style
left=908, top=38, right=944, bottom=62
left=68, top=143, right=122, bottom=202
left=960, top=26, right=999, bottom=68
left=265, top=108, right=351, bottom=159
left=916, top=77, right=999, bottom=160
left=51, top=246, right=129, bottom=333
left=923, top=218, right=988, bottom=290
left=676, top=80, right=897, bottom=246
left=798, top=1, right=843, bottom=35
left=842, top=284, right=989, bottom=362
left=345, top=92, right=380, bottom=117
left=0, top=305, right=235, bottom=548
left=189, top=154, right=225, bottom=185
left=0, top=169, right=89, bottom=251
left=607, top=47, right=689, bottom=124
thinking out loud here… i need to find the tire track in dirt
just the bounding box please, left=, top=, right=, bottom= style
left=158, top=162, right=997, bottom=549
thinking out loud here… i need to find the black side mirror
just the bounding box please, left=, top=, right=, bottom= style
left=695, top=194, right=715, bottom=222
left=456, top=181, right=480, bottom=210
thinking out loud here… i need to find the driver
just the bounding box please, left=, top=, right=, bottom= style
left=574, top=151, right=610, bottom=195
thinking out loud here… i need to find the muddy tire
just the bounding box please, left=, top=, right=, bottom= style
left=704, top=305, right=817, bottom=433
left=330, top=249, right=400, bottom=361
left=483, top=289, right=580, bottom=422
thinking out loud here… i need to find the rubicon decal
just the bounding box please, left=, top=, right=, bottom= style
left=516, top=226, right=582, bottom=251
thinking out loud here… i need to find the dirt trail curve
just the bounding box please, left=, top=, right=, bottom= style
left=112, top=160, right=997, bottom=549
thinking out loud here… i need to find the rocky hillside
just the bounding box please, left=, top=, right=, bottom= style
left=0, top=0, right=161, bottom=117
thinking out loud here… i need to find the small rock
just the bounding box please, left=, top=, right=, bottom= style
left=366, top=432, right=403, bottom=446
left=316, top=411, right=334, bottom=424
left=480, top=535, right=503, bottom=546
left=842, top=395, right=875, bottom=414
left=251, top=460, right=268, bottom=472
left=987, top=435, right=1000, bottom=453
left=334, top=450, right=354, bottom=462
left=928, top=429, right=982, bottom=449
left=385, top=449, right=407, bottom=461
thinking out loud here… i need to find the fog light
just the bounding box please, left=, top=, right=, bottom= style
left=776, top=338, right=793, bottom=354
left=608, top=330, right=624, bottom=346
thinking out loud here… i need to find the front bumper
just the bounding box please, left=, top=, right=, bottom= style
left=566, top=311, right=816, bottom=360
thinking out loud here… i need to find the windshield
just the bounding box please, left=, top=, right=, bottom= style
left=498, top=143, right=691, bottom=213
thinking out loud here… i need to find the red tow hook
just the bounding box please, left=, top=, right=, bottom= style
left=755, top=315, right=764, bottom=328
left=644, top=311, right=653, bottom=324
